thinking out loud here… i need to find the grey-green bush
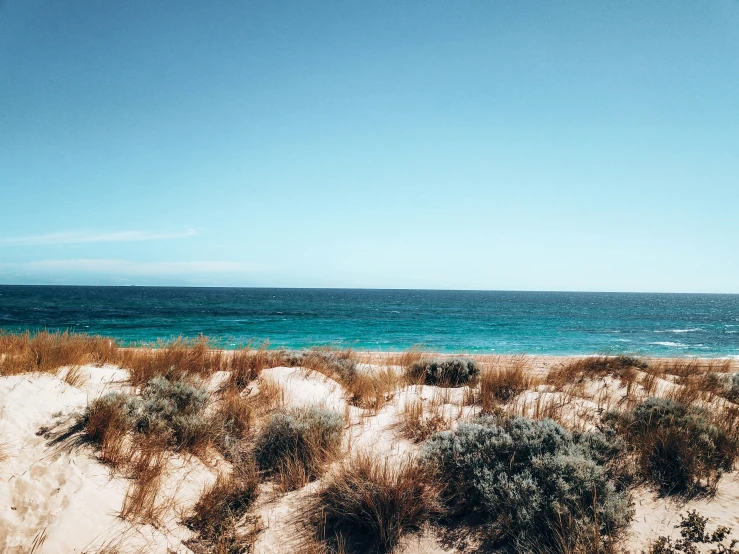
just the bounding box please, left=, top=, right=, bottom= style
left=136, top=377, right=211, bottom=450
left=255, top=406, right=344, bottom=481
left=706, top=372, right=739, bottom=403
left=421, top=415, right=632, bottom=553
left=605, top=397, right=738, bottom=495
left=410, top=357, right=480, bottom=386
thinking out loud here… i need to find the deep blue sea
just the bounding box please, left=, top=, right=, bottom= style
left=0, top=286, right=738, bottom=357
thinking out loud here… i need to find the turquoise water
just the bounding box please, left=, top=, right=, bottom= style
left=0, top=286, right=738, bottom=357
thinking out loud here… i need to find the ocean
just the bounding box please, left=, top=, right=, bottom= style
left=0, top=286, right=737, bottom=357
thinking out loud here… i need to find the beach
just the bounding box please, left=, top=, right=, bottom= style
left=1, top=337, right=738, bottom=553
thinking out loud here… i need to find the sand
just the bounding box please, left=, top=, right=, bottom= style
left=0, top=354, right=737, bottom=553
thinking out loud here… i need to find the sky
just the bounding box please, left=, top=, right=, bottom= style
left=1, top=1, right=738, bottom=293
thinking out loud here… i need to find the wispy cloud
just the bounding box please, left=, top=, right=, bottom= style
left=15, top=259, right=255, bottom=275
left=0, top=229, right=197, bottom=246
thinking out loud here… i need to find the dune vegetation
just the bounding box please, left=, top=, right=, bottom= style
left=1, top=331, right=739, bottom=553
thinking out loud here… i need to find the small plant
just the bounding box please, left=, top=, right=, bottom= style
left=421, top=414, right=632, bottom=552
left=81, top=392, right=139, bottom=465
left=704, top=372, right=739, bottom=404
left=400, top=398, right=447, bottom=442
left=645, top=510, right=738, bottom=554
left=309, top=453, right=442, bottom=554
left=286, top=349, right=358, bottom=384
left=211, top=389, right=254, bottom=457
left=480, top=357, right=531, bottom=407
left=224, top=346, right=284, bottom=392
left=605, top=397, right=739, bottom=494
left=254, top=406, right=344, bottom=488
left=185, top=464, right=261, bottom=553
left=408, top=357, right=480, bottom=387
left=119, top=446, right=168, bottom=523
left=547, top=355, right=647, bottom=389
left=136, top=377, right=212, bottom=451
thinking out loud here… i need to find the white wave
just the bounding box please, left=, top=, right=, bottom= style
left=649, top=341, right=689, bottom=348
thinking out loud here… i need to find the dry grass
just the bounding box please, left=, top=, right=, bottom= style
left=185, top=464, right=261, bottom=554
left=223, top=345, right=285, bottom=392
left=255, top=376, right=286, bottom=413
left=212, top=390, right=254, bottom=447
left=607, top=397, right=739, bottom=495
left=651, top=358, right=735, bottom=383
left=547, top=355, right=647, bottom=390
left=0, top=331, right=117, bottom=376
left=119, top=446, right=168, bottom=523
left=60, top=364, right=87, bottom=387
left=117, top=337, right=224, bottom=386
left=399, top=397, right=448, bottom=442
left=345, top=368, right=400, bottom=411
left=385, top=348, right=425, bottom=370
left=82, top=393, right=135, bottom=467
left=479, top=355, right=533, bottom=411
left=308, top=452, right=442, bottom=554
left=288, top=348, right=400, bottom=411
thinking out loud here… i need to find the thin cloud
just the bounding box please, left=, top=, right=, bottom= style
left=0, top=229, right=197, bottom=246
left=17, top=259, right=255, bottom=275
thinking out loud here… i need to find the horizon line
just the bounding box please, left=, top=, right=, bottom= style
left=0, top=283, right=737, bottom=296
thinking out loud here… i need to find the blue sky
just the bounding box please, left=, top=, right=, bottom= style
left=1, top=1, right=738, bottom=292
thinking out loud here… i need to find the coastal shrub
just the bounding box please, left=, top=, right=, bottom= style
left=606, top=397, right=739, bottom=494
left=136, top=377, right=212, bottom=451
left=728, top=373, right=739, bottom=403
left=704, top=372, right=739, bottom=404
left=409, top=357, right=480, bottom=387
left=309, top=453, right=442, bottom=554
left=421, top=414, right=633, bottom=552
left=254, top=406, right=344, bottom=487
left=645, top=510, right=738, bottom=554
left=285, top=348, right=358, bottom=383
left=186, top=464, right=261, bottom=553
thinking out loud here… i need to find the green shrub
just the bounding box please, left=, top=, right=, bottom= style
left=254, top=406, right=344, bottom=483
left=421, top=415, right=632, bottom=552
left=409, top=357, right=480, bottom=386
left=606, top=397, right=738, bottom=494
left=136, top=377, right=211, bottom=450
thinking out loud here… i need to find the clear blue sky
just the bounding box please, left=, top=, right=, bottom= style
left=1, top=1, right=738, bottom=292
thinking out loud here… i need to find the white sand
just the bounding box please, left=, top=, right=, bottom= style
left=1, top=357, right=737, bottom=553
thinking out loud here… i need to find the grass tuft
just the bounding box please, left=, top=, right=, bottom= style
left=309, top=452, right=442, bottom=554
left=185, top=464, right=261, bottom=554
left=480, top=356, right=532, bottom=409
